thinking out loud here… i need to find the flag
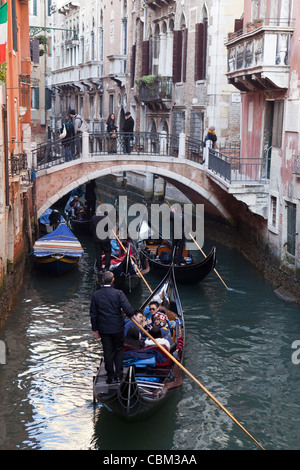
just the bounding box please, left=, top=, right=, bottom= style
left=0, top=2, right=7, bottom=63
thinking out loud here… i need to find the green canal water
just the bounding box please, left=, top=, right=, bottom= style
left=0, top=231, right=300, bottom=450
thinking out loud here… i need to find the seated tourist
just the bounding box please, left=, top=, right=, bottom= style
left=124, top=309, right=147, bottom=338
left=125, top=326, right=145, bottom=350
left=150, top=312, right=173, bottom=345
left=145, top=325, right=170, bottom=351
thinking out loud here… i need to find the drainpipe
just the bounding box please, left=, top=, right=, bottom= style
left=3, top=104, right=9, bottom=208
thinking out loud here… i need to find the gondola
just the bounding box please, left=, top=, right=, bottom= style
left=69, top=217, right=91, bottom=235
left=64, top=194, right=91, bottom=235
left=137, top=220, right=217, bottom=284
left=93, top=249, right=142, bottom=294
left=93, top=263, right=185, bottom=420
left=33, top=223, right=84, bottom=275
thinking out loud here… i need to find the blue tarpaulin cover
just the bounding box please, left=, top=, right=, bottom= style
left=33, top=223, right=84, bottom=258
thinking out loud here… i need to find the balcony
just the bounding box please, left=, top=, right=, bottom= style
left=137, top=76, right=172, bottom=110
left=145, top=0, right=173, bottom=10
left=107, top=55, right=127, bottom=87
left=225, top=18, right=294, bottom=91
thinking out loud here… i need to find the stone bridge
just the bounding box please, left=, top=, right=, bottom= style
left=34, top=132, right=267, bottom=224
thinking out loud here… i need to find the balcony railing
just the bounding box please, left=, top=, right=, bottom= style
left=9, top=153, right=28, bottom=177
left=138, top=76, right=172, bottom=103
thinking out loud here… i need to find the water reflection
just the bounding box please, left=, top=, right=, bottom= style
left=0, top=232, right=300, bottom=450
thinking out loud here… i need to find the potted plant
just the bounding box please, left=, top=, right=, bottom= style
left=135, top=75, right=157, bottom=89
left=228, top=31, right=238, bottom=40
left=253, top=18, right=263, bottom=28
left=246, top=21, right=254, bottom=32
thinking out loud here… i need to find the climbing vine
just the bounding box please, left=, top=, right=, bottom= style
left=0, top=62, right=6, bottom=84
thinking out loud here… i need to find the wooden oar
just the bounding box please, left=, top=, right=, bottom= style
left=188, top=232, right=231, bottom=291
left=112, top=229, right=153, bottom=294
left=130, top=317, right=265, bottom=450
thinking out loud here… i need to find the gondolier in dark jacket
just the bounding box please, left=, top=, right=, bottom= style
left=91, top=206, right=112, bottom=272
left=90, top=271, right=135, bottom=383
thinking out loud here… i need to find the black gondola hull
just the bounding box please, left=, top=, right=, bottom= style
left=93, top=266, right=185, bottom=420
left=141, top=246, right=216, bottom=284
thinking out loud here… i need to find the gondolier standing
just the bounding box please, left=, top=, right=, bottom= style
left=90, top=271, right=135, bottom=384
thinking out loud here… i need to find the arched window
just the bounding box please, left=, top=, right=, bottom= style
left=153, top=24, right=160, bottom=75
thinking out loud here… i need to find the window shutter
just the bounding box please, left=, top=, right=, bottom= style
left=194, top=24, right=204, bottom=81
left=31, top=39, right=40, bottom=64
left=142, top=40, right=150, bottom=76
left=234, top=19, right=243, bottom=34
left=182, top=28, right=188, bottom=82
left=172, top=30, right=182, bottom=83
left=45, top=88, right=52, bottom=110
left=130, top=44, right=136, bottom=88
left=34, top=87, right=40, bottom=110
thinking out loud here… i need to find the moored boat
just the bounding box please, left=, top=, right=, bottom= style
left=93, top=264, right=185, bottom=419
left=33, top=223, right=84, bottom=275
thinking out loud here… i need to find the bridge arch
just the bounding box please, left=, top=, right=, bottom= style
left=36, top=161, right=232, bottom=222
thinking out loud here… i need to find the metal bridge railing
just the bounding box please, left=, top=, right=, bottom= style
left=33, top=136, right=80, bottom=170
left=88, top=131, right=179, bottom=157
left=208, top=147, right=267, bottom=184
left=33, top=132, right=182, bottom=170
left=186, top=136, right=204, bottom=163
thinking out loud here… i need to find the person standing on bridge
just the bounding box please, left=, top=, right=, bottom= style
left=60, top=116, right=74, bottom=162
left=69, top=109, right=83, bottom=157
left=122, top=111, right=134, bottom=154
left=106, top=113, right=118, bottom=153
left=204, top=126, right=218, bottom=148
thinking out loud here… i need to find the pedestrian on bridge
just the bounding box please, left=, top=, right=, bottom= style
left=106, top=113, right=118, bottom=153
left=204, top=126, right=218, bottom=148
left=69, top=109, right=83, bottom=157
left=122, top=111, right=134, bottom=154
left=60, top=116, right=74, bottom=162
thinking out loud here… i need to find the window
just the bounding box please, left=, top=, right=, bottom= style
left=81, top=36, right=84, bottom=63
left=286, top=202, right=297, bottom=256
left=194, top=20, right=208, bottom=81
left=172, top=20, right=188, bottom=83
left=45, top=88, right=52, bottom=110
left=30, top=0, right=37, bottom=16
left=272, top=101, right=284, bottom=148
left=12, top=0, right=18, bottom=51
left=141, top=40, right=150, bottom=76
left=31, top=87, right=39, bottom=109
left=190, top=111, right=204, bottom=140
left=172, top=110, right=185, bottom=135
left=91, top=31, right=95, bottom=60
left=109, top=95, right=114, bottom=115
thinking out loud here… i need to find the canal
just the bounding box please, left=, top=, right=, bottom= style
left=0, top=206, right=300, bottom=450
